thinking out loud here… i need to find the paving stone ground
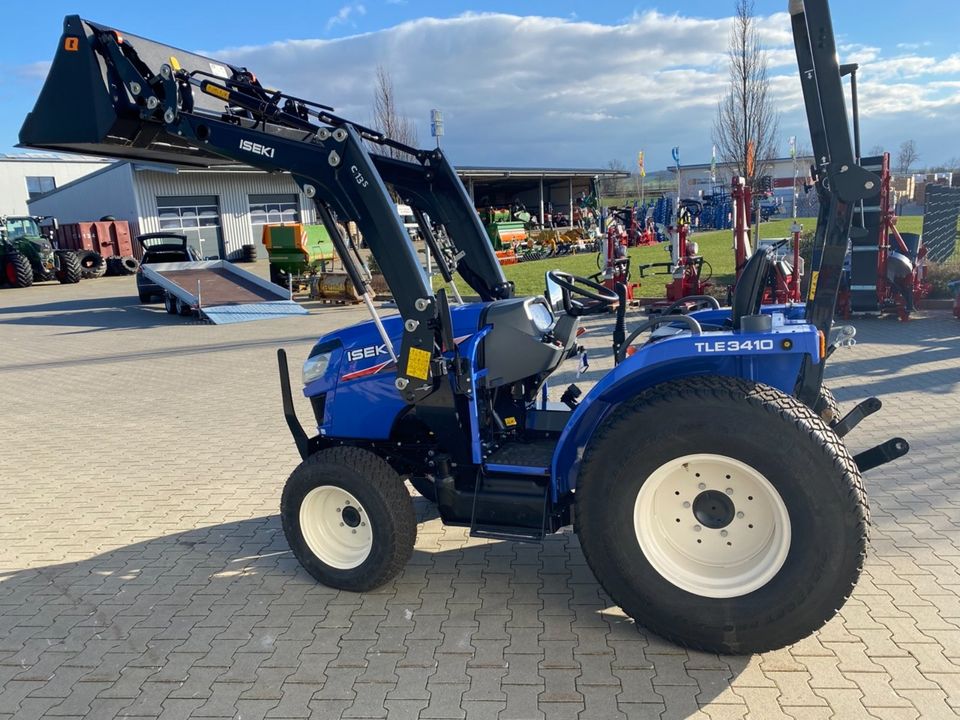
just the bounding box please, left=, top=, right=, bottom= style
left=1, top=272, right=959, bottom=719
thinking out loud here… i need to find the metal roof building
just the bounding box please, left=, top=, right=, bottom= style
left=0, top=153, right=113, bottom=216
left=459, top=166, right=627, bottom=225
left=28, top=160, right=627, bottom=261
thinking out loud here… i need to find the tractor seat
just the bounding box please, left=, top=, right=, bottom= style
left=731, top=247, right=774, bottom=330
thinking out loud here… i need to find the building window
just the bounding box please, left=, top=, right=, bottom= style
left=249, top=194, right=301, bottom=245
left=156, top=195, right=224, bottom=259
left=26, top=176, right=56, bottom=200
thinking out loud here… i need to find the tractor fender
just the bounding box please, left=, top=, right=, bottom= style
left=550, top=329, right=818, bottom=501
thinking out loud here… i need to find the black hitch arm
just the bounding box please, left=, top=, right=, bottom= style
left=832, top=397, right=881, bottom=438
left=853, top=437, right=910, bottom=473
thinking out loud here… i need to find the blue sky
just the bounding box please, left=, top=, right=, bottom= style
left=3, top=1, right=959, bottom=171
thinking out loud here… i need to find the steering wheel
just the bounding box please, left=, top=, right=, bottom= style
left=547, top=270, right=619, bottom=317
left=662, top=294, right=720, bottom=316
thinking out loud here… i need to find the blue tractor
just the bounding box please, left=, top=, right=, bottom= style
left=21, top=0, right=908, bottom=653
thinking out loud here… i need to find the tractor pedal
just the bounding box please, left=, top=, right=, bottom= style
left=833, top=397, right=881, bottom=437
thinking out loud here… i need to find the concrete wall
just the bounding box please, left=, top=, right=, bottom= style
left=0, top=156, right=113, bottom=216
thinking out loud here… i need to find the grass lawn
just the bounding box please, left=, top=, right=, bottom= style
left=496, top=215, right=926, bottom=298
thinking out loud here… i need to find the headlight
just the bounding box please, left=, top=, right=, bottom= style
left=302, top=352, right=332, bottom=385
left=528, top=301, right=554, bottom=333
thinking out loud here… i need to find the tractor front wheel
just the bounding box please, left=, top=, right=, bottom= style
left=281, top=446, right=416, bottom=592
left=575, top=375, right=868, bottom=654
left=4, top=254, right=33, bottom=288
left=55, top=250, right=82, bottom=284
left=815, top=386, right=841, bottom=427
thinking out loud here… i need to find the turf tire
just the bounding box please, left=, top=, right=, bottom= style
left=575, top=375, right=868, bottom=654
left=281, top=446, right=416, bottom=592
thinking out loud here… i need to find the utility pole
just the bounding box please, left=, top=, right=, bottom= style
left=637, top=150, right=645, bottom=209
left=430, top=109, right=443, bottom=149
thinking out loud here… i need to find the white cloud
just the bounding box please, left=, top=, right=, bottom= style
left=326, top=4, right=367, bottom=32
left=15, top=61, right=51, bottom=81
left=209, top=10, right=960, bottom=170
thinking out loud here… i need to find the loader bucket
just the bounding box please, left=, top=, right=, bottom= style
left=19, top=15, right=242, bottom=166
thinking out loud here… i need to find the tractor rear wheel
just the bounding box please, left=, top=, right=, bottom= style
left=4, top=253, right=33, bottom=288
left=575, top=375, right=868, bottom=654
left=281, top=446, right=416, bottom=592
left=55, top=251, right=82, bottom=284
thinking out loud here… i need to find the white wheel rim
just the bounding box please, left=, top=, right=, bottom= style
left=633, top=453, right=791, bottom=599
left=299, top=486, right=373, bottom=570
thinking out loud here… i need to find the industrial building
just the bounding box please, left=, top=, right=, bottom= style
left=673, top=156, right=816, bottom=216
left=28, top=157, right=625, bottom=260
left=0, top=153, right=112, bottom=216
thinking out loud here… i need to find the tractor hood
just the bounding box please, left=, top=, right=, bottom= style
left=303, top=302, right=489, bottom=396
left=19, top=15, right=244, bottom=166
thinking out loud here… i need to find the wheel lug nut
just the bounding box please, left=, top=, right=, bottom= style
left=339, top=522, right=344, bottom=527
left=693, top=525, right=702, bottom=532
left=682, top=501, right=691, bottom=508
left=737, top=511, right=744, bottom=519
left=352, top=529, right=356, bottom=534
left=698, top=482, right=706, bottom=490
left=721, top=530, right=728, bottom=537
left=725, top=488, right=734, bottom=495
left=336, top=507, right=341, bottom=512
left=361, top=522, right=366, bottom=527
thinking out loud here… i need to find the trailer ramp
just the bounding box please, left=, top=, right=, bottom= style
left=141, top=260, right=307, bottom=324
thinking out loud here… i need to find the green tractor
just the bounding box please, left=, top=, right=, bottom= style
left=0, top=216, right=81, bottom=288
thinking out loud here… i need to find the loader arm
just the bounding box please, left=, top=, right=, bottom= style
left=789, top=0, right=881, bottom=406
left=371, top=153, right=512, bottom=301
left=18, top=15, right=509, bottom=404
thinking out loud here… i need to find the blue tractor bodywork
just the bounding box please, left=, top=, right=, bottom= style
left=300, top=300, right=823, bottom=514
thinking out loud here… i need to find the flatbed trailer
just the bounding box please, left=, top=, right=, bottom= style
left=142, top=260, right=307, bottom=324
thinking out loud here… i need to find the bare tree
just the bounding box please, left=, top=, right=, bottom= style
left=868, top=144, right=885, bottom=156
left=712, top=0, right=780, bottom=191
left=601, top=159, right=627, bottom=196
left=371, top=64, right=418, bottom=159
left=896, top=139, right=919, bottom=175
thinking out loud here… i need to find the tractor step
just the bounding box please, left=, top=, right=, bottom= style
left=468, top=473, right=549, bottom=538
left=470, top=525, right=544, bottom=543
left=483, top=438, right=555, bottom=475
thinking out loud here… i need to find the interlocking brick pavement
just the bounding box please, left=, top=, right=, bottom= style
left=1, top=273, right=959, bottom=719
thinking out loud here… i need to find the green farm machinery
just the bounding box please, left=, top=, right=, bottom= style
left=0, top=216, right=80, bottom=288
left=262, top=222, right=335, bottom=286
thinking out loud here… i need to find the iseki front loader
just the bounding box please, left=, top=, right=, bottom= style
left=21, top=0, right=908, bottom=653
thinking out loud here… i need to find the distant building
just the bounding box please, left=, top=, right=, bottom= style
left=671, top=156, right=816, bottom=216
left=29, top=159, right=625, bottom=261
left=0, top=153, right=112, bottom=216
